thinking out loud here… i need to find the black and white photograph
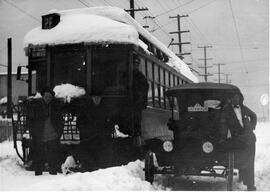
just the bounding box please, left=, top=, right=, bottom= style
left=0, top=0, right=268, bottom=190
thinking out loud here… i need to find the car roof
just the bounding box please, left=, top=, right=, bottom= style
left=166, top=82, right=241, bottom=96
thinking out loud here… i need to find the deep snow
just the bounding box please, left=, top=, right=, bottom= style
left=0, top=122, right=269, bottom=190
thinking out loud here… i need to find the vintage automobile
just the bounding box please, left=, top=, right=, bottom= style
left=144, top=82, right=242, bottom=191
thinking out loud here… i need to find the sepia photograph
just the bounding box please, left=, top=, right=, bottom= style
left=0, top=0, right=269, bottom=190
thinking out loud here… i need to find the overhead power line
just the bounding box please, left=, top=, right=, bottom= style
left=3, top=0, right=40, bottom=23
left=228, top=0, right=248, bottom=74
left=154, top=0, right=195, bottom=18
left=188, top=0, right=218, bottom=14
left=77, top=0, right=91, bottom=7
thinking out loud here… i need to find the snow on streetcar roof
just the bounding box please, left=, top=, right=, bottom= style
left=23, top=6, right=198, bottom=82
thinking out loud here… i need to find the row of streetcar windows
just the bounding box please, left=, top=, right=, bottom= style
left=138, top=56, right=187, bottom=110
left=33, top=44, right=188, bottom=110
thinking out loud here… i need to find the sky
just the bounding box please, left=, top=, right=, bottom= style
left=0, top=0, right=269, bottom=117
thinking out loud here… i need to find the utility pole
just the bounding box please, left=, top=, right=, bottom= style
left=225, top=73, right=232, bottom=84
left=125, top=0, right=148, bottom=19
left=213, top=63, right=225, bottom=83
left=7, top=38, right=12, bottom=118
left=198, top=46, right=212, bottom=82
left=169, top=14, right=190, bottom=59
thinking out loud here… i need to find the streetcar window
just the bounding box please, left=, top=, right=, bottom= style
left=174, top=76, right=177, bottom=87
left=165, top=87, right=170, bottom=109
left=154, top=64, right=159, bottom=82
left=161, top=86, right=166, bottom=109
left=92, top=46, right=128, bottom=95
left=141, top=58, right=146, bottom=76
left=165, top=70, right=169, bottom=86
left=153, top=84, right=160, bottom=107
left=36, top=61, right=47, bottom=91
left=170, top=74, right=174, bottom=87
left=53, top=51, right=86, bottom=88
left=148, top=81, right=153, bottom=106
left=160, top=68, right=164, bottom=85
left=147, top=61, right=153, bottom=80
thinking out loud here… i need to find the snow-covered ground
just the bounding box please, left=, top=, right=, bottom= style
left=0, top=141, right=166, bottom=190
left=0, top=122, right=269, bottom=190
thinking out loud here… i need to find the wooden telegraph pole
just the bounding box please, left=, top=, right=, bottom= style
left=213, top=63, right=225, bottom=83
left=125, top=0, right=148, bottom=19
left=198, top=46, right=212, bottom=82
left=169, top=14, right=190, bottom=59
left=7, top=38, right=12, bottom=118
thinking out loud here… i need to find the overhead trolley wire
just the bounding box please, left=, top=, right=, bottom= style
left=3, top=0, right=40, bottom=23
left=228, top=0, right=248, bottom=74
left=77, top=0, right=91, bottom=7
left=136, top=0, right=173, bottom=40
left=188, top=0, right=218, bottom=14
left=154, top=0, right=195, bottom=18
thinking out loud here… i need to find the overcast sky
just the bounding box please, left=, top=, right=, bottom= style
left=0, top=0, right=268, bottom=117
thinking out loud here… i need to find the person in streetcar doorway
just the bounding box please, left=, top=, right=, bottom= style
left=132, top=55, right=149, bottom=140
left=220, top=93, right=257, bottom=191
left=26, top=87, right=64, bottom=176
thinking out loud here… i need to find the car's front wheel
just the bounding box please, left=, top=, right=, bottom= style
left=145, top=150, right=155, bottom=183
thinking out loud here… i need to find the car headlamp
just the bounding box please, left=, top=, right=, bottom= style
left=202, top=141, right=214, bottom=154
left=163, top=141, right=173, bottom=152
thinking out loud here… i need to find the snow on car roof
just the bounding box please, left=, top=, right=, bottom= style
left=166, top=82, right=241, bottom=96
left=23, top=6, right=198, bottom=82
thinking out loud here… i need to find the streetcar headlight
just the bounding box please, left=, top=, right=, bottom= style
left=202, top=141, right=214, bottom=153
left=163, top=140, right=173, bottom=152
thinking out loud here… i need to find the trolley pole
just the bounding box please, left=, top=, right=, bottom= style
left=7, top=38, right=12, bottom=118
left=198, top=46, right=212, bottom=82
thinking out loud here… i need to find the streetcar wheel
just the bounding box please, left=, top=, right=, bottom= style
left=227, top=151, right=234, bottom=191
left=145, top=151, right=155, bottom=183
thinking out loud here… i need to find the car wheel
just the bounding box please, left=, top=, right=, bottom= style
left=227, top=151, right=234, bottom=191
left=145, top=150, right=155, bottom=183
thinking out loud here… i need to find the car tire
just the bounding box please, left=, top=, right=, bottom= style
left=227, top=151, right=234, bottom=191
left=145, top=150, right=154, bottom=184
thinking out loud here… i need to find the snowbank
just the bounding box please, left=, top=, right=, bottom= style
left=0, top=141, right=165, bottom=190
left=23, top=6, right=198, bottom=83
left=53, top=83, right=86, bottom=103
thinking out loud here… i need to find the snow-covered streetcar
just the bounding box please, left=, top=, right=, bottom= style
left=12, top=7, right=197, bottom=170
left=144, top=82, right=244, bottom=190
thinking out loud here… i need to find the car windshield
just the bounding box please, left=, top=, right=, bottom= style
left=177, top=93, right=228, bottom=113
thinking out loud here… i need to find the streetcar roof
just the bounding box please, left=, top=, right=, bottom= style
left=23, top=6, right=198, bottom=83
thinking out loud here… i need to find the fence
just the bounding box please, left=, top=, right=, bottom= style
left=0, top=120, right=13, bottom=142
